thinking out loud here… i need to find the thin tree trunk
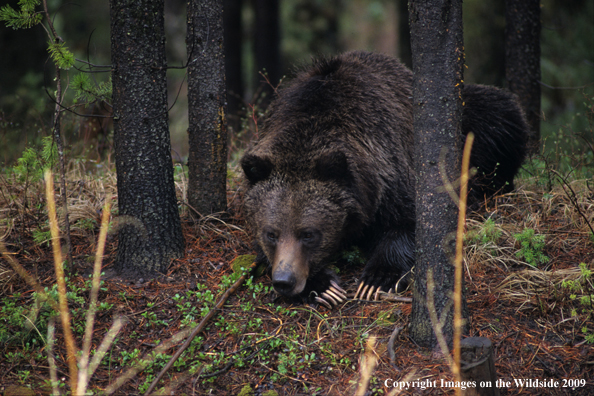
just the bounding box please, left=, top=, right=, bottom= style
left=110, top=0, right=184, bottom=276
left=397, top=0, right=412, bottom=68
left=42, top=0, right=73, bottom=268
left=224, top=0, right=244, bottom=132
left=408, top=0, right=467, bottom=349
left=464, top=0, right=506, bottom=87
left=505, top=0, right=541, bottom=153
left=186, top=0, right=228, bottom=216
left=254, top=0, right=281, bottom=101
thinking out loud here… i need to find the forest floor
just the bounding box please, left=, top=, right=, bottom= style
left=1, top=163, right=593, bottom=396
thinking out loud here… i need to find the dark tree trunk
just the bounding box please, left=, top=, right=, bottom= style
left=464, top=0, right=506, bottom=87
left=110, top=0, right=184, bottom=276
left=397, top=0, right=412, bottom=69
left=505, top=0, right=541, bottom=153
left=254, top=0, right=281, bottom=101
left=224, top=0, right=244, bottom=132
left=408, top=0, right=468, bottom=349
left=186, top=0, right=228, bottom=216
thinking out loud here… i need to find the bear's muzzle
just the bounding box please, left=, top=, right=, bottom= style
left=271, top=239, right=309, bottom=296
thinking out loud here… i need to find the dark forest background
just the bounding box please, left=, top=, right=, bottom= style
left=0, top=0, right=592, bottom=169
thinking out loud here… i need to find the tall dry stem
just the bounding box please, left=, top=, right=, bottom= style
left=45, top=169, right=79, bottom=394
left=452, top=132, right=474, bottom=393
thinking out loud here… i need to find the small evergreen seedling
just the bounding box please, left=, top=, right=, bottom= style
left=514, top=228, right=550, bottom=267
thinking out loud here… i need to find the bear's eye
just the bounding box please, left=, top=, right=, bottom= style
left=266, top=232, right=277, bottom=242
left=300, top=230, right=318, bottom=244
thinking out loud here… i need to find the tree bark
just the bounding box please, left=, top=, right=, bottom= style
left=408, top=0, right=467, bottom=349
left=460, top=337, right=500, bottom=396
left=110, top=0, right=184, bottom=277
left=505, top=0, right=541, bottom=153
left=186, top=0, right=228, bottom=216
left=223, top=0, right=244, bottom=132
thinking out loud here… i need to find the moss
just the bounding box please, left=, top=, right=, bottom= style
left=230, top=254, right=256, bottom=274
left=237, top=384, right=254, bottom=396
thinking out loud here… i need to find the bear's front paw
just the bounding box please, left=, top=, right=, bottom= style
left=312, top=280, right=348, bottom=309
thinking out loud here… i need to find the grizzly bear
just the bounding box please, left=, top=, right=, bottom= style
left=241, top=51, right=528, bottom=307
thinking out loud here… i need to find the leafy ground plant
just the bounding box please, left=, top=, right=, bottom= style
left=562, top=263, right=594, bottom=343
left=514, top=228, right=550, bottom=267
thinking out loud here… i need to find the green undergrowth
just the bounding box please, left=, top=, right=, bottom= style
left=1, top=260, right=397, bottom=394
left=561, top=263, right=594, bottom=344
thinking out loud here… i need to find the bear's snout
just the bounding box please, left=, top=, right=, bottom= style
left=271, top=239, right=309, bottom=296
left=272, top=266, right=297, bottom=296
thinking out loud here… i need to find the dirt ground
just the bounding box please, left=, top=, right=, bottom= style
left=1, top=177, right=593, bottom=396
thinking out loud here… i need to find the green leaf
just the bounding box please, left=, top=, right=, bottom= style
left=72, top=74, right=112, bottom=104
left=0, top=0, right=42, bottom=29
left=47, top=41, right=75, bottom=70
left=41, top=135, right=57, bottom=167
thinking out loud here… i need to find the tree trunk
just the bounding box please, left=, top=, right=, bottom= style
left=224, top=0, right=244, bottom=132
left=110, top=0, right=184, bottom=277
left=460, top=337, right=500, bottom=396
left=408, top=0, right=467, bottom=349
left=464, top=0, right=506, bottom=87
left=505, top=0, right=541, bottom=153
left=397, top=0, right=412, bottom=68
left=186, top=0, right=228, bottom=216
left=254, top=0, right=281, bottom=101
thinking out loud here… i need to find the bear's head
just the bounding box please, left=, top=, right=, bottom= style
left=241, top=151, right=361, bottom=296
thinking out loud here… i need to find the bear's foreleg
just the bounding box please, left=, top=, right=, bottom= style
left=354, top=229, right=414, bottom=300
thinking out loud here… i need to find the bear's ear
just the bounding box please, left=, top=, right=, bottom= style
left=241, top=154, right=273, bottom=184
left=315, top=151, right=351, bottom=183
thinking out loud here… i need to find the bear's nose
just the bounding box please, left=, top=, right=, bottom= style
left=272, top=269, right=297, bottom=296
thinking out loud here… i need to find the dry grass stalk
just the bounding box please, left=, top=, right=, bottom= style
left=452, top=132, right=474, bottom=394
left=44, top=170, right=79, bottom=394
left=77, top=195, right=113, bottom=395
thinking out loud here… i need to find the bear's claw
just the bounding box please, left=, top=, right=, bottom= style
left=314, top=280, right=347, bottom=309
left=354, top=281, right=396, bottom=301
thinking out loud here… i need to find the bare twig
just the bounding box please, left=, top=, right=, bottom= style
left=0, top=242, right=59, bottom=312
left=388, top=326, right=403, bottom=366
left=550, top=169, right=594, bottom=237
left=42, top=0, right=73, bottom=267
